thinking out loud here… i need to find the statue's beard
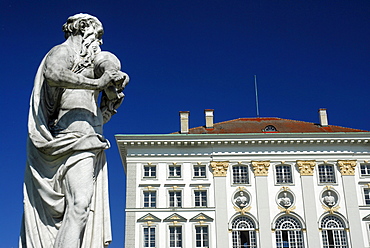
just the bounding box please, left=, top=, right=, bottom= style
left=73, top=38, right=99, bottom=73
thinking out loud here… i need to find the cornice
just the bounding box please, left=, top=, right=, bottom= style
left=116, top=133, right=370, bottom=148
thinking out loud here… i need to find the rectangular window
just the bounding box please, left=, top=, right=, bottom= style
left=194, top=165, right=206, bottom=178
left=195, top=190, right=207, bottom=207
left=276, top=165, right=293, bottom=184
left=233, top=166, right=249, bottom=184
left=144, top=165, right=156, bottom=178
left=169, top=191, right=182, bottom=207
left=169, top=226, right=182, bottom=248
left=143, top=226, right=155, bottom=247
left=169, top=164, right=181, bottom=178
left=318, top=165, right=336, bottom=183
left=143, top=191, right=156, bottom=208
left=196, top=226, right=209, bottom=248
left=361, top=164, right=370, bottom=176
left=364, top=188, right=370, bottom=205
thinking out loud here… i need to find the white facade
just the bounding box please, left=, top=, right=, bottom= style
left=116, top=131, right=370, bottom=248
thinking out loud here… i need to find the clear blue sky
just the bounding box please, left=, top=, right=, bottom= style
left=1, top=0, right=369, bottom=247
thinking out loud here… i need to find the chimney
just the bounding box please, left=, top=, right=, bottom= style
left=179, top=111, right=189, bottom=134
left=319, top=108, right=328, bottom=126
left=204, top=109, right=214, bottom=128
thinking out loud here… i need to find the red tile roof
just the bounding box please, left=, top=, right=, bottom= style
left=174, top=117, right=368, bottom=134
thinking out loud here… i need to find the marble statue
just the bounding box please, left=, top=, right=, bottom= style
left=20, top=13, right=129, bottom=248
left=279, top=192, right=292, bottom=207
left=323, top=191, right=336, bottom=206
left=234, top=191, right=248, bottom=208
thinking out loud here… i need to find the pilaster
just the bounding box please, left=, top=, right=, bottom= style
left=252, top=161, right=273, bottom=247
left=337, top=160, right=364, bottom=248
left=210, top=161, right=229, bottom=248
left=296, top=160, right=321, bottom=248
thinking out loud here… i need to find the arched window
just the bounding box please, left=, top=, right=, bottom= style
left=321, top=215, right=348, bottom=248
left=232, top=216, right=257, bottom=248
left=275, top=216, right=304, bottom=248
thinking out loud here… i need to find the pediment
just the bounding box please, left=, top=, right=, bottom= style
left=163, top=213, right=187, bottom=222
left=190, top=213, right=213, bottom=222
left=137, top=213, right=161, bottom=222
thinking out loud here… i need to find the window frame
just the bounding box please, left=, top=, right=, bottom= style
left=143, top=191, right=156, bottom=208
left=169, top=190, right=182, bottom=208
left=169, top=225, right=183, bottom=248
left=320, top=215, right=348, bottom=248
left=195, top=225, right=209, bottom=248
left=275, top=164, right=293, bottom=185
left=194, top=190, right=208, bottom=207
left=143, top=164, right=157, bottom=178
left=360, top=163, right=370, bottom=177
left=363, top=187, right=370, bottom=205
left=143, top=225, right=156, bottom=248
left=274, top=216, right=304, bottom=248
left=232, top=165, right=250, bottom=185
left=317, top=164, right=336, bottom=184
left=193, top=164, right=207, bottom=179
left=168, top=163, right=182, bottom=178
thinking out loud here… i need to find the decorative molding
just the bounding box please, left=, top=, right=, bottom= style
left=252, top=161, right=270, bottom=176
left=297, top=160, right=316, bottom=175
left=337, top=160, right=357, bottom=175
left=322, top=204, right=340, bottom=214
left=278, top=205, right=296, bottom=214
left=210, top=161, right=229, bottom=177
left=233, top=205, right=252, bottom=215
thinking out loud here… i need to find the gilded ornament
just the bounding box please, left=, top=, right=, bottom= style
left=252, top=161, right=270, bottom=176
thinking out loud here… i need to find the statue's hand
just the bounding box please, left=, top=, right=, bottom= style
left=114, top=71, right=129, bottom=90
left=98, top=70, right=126, bottom=89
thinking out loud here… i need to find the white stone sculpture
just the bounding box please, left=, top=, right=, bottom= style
left=279, top=192, right=292, bottom=207
left=323, top=191, right=336, bottom=207
left=20, top=13, right=129, bottom=248
left=234, top=191, right=248, bottom=208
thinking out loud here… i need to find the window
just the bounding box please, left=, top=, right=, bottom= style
left=195, top=226, right=209, bottom=248
left=361, top=164, right=370, bottom=176
left=275, top=216, right=304, bottom=248
left=233, top=165, right=249, bottom=184
left=144, top=164, right=156, bottom=178
left=276, top=165, right=293, bottom=184
left=195, top=190, right=207, bottom=207
left=231, top=216, right=257, bottom=248
left=169, top=164, right=181, bottom=178
left=169, top=226, right=182, bottom=248
left=143, top=191, right=156, bottom=208
left=194, top=164, right=206, bottom=178
left=169, top=191, right=182, bottom=208
left=321, top=215, right=348, bottom=248
left=364, top=188, right=370, bottom=205
left=318, top=164, right=336, bottom=184
left=143, top=226, right=155, bottom=247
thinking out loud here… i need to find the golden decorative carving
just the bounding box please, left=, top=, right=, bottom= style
left=278, top=205, right=296, bottom=214
left=210, top=161, right=229, bottom=177
left=297, top=160, right=316, bottom=175
left=146, top=221, right=153, bottom=226
left=252, top=161, right=270, bottom=176
left=322, top=204, right=340, bottom=214
left=233, top=205, right=252, bottom=215
left=337, top=160, right=357, bottom=175
left=145, top=186, right=154, bottom=191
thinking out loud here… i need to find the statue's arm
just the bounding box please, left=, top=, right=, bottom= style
left=43, top=46, right=116, bottom=90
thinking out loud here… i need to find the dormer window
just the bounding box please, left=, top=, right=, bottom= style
left=263, top=125, right=277, bottom=132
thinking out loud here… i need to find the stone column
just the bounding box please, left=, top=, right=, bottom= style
left=252, top=161, right=273, bottom=247
left=338, top=160, right=364, bottom=247
left=210, top=161, right=229, bottom=248
left=297, top=160, right=321, bottom=247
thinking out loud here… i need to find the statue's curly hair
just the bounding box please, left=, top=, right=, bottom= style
left=62, top=13, right=104, bottom=40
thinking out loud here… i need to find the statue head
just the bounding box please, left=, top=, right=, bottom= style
left=62, top=13, right=104, bottom=40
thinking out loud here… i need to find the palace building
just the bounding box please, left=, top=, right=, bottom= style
left=116, top=109, right=370, bottom=248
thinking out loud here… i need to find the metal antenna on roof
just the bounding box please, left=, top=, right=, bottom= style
left=254, top=75, right=260, bottom=117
